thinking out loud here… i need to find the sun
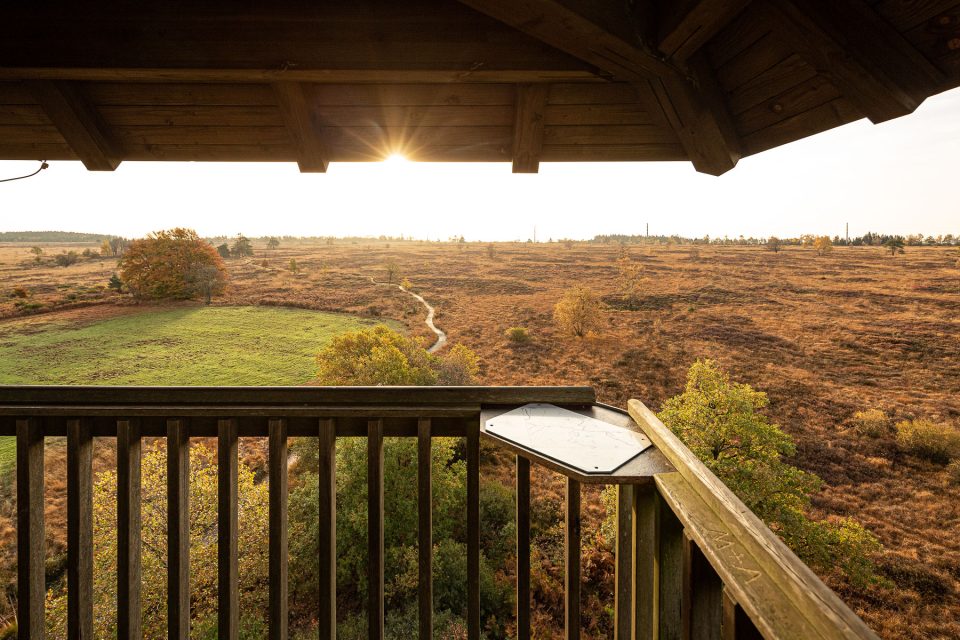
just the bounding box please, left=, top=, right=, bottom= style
left=383, top=153, right=410, bottom=165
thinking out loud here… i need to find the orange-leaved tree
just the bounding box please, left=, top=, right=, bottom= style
left=119, top=228, right=227, bottom=300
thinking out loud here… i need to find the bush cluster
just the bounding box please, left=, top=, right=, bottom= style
left=895, top=419, right=960, bottom=464
left=851, top=409, right=890, bottom=438
left=505, top=326, right=530, bottom=344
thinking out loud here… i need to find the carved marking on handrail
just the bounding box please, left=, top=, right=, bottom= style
left=704, top=527, right=762, bottom=585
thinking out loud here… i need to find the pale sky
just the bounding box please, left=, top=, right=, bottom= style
left=1, top=88, right=958, bottom=242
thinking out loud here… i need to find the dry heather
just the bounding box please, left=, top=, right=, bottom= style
left=1, top=239, right=959, bottom=638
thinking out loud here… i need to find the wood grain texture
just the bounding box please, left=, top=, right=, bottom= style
left=466, top=419, right=481, bottom=640
left=218, top=419, right=239, bottom=640
left=25, top=80, right=119, bottom=170
left=628, top=399, right=880, bottom=639
left=512, top=84, right=550, bottom=172
left=417, top=419, right=433, bottom=640
left=269, top=419, right=289, bottom=640
left=167, top=419, right=190, bottom=640
left=67, top=418, right=93, bottom=640
left=274, top=82, right=328, bottom=172
left=565, top=478, right=581, bottom=640
left=318, top=419, right=337, bottom=640
left=368, top=419, right=385, bottom=640
left=117, top=419, right=142, bottom=640
left=614, top=485, right=633, bottom=640
left=516, top=455, right=531, bottom=640
left=16, top=418, right=44, bottom=640
left=633, top=485, right=657, bottom=640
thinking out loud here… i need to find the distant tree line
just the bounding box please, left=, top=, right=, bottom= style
left=593, top=232, right=959, bottom=246
left=0, top=230, right=117, bottom=243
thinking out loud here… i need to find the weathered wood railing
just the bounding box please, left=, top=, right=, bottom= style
left=0, top=386, right=879, bottom=640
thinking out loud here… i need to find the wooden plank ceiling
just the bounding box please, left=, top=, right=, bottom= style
left=0, top=0, right=957, bottom=176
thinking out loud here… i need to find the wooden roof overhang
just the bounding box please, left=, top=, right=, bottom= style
left=0, top=0, right=957, bottom=176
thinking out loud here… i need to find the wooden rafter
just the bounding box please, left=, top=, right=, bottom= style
left=457, top=0, right=741, bottom=175
left=763, top=0, right=946, bottom=123
left=512, top=84, right=550, bottom=173
left=26, top=80, right=119, bottom=171
left=273, top=82, right=328, bottom=173
left=656, top=0, right=752, bottom=61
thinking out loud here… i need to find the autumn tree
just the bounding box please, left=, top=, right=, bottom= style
left=813, top=235, right=833, bottom=256
left=315, top=325, right=477, bottom=386
left=119, top=228, right=228, bottom=300
left=883, top=237, right=905, bottom=256
left=616, top=254, right=644, bottom=297
left=658, top=360, right=882, bottom=586
left=385, top=260, right=401, bottom=284
left=46, top=443, right=269, bottom=637
left=553, top=286, right=604, bottom=337
left=231, top=234, right=255, bottom=257
left=766, top=237, right=782, bottom=253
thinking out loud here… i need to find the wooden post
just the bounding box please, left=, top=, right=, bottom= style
left=516, top=456, right=531, bottom=640
left=117, top=419, right=142, bottom=640
left=688, top=532, right=723, bottom=640
left=368, top=419, right=385, bottom=640
left=318, top=419, right=337, bottom=640
left=67, top=418, right=93, bottom=640
left=269, top=419, right=288, bottom=640
left=633, top=484, right=657, bottom=639
left=218, top=419, right=239, bottom=640
left=167, top=419, right=190, bottom=640
left=565, top=478, right=581, bottom=640
left=418, top=418, right=433, bottom=640
left=657, top=493, right=684, bottom=640
left=614, top=484, right=633, bottom=640
left=466, top=420, right=481, bottom=640
left=721, top=587, right=764, bottom=640
left=17, top=418, right=44, bottom=640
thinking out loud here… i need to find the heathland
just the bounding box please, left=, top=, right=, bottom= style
left=0, top=237, right=958, bottom=638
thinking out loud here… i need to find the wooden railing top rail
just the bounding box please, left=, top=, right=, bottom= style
left=0, top=385, right=596, bottom=407
left=628, top=399, right=880, bottom=640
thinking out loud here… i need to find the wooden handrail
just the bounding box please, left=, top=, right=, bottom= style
left=628, top=399, right=880, bottom=640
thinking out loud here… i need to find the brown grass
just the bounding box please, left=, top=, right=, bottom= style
left=1, top=239, right=959, bottom=637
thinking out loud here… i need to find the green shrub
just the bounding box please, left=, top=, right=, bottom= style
left=505, top=326, right=530, bottom=344
left=54, top=250, right=79, bottom=267
left=852, top=409, right=890, bottom=437
left=948, top=460, right=960, bottom=485
left=895, top=419, right=960, bottom=463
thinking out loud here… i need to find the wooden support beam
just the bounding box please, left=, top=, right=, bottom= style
left=117, top=420, right=142, bottom=640
left=657, top=0, right=752, bottom=61
left=26, top=80, right=120, bottom=170
left=763, top=0, right=946, bottom=123
left=218, top=419, right=239, bottom=640
left=67, top=419, right=94, bottom=640
left=614, top=485, right=633, bottom=640
left=269, top=419, right=289, bottom=640
left=318, top=419, right=337, bottom=640
left=457, top=0, right=740, bottom=175
left=512, top=84, right=550, bottom=173
left=417, top=419, right=433, bottom=640
left=16, top=419, right=44, bottom=640
left=167, top=419, right=190, bottom=640
left=368, top=419, right=385, bottom=640
left=273, top=82, right=329, bottom=172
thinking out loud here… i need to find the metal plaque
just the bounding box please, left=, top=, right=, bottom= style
left=485, top=403, right=652, bottom=474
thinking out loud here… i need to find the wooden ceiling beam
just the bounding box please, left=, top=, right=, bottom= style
left=656, top=0, right=752, bottom=61
left=273, top=82, right=328, bottom=173
left=763, top=0, right=946, bottom=123
left=512, top=84, right=550, bottom=173
left=26, top=80, right=120, bottom=171
left=457, top=0, right=741, bottom=175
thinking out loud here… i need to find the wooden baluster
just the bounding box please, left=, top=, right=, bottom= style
left=67, top=418, right=93, bottom=640
left=687, top=532, right=723, bottom=640
left=515, top=456, right=531, bottom=640
left=218, top=419, right=239, bottom=640
left=167, top=419, right=190, bottom=640
left=721, top=588, right=763, bottom=640
left=117, top=419, right=142, bottom=640
left=614, top=484, right=633, bottom=640
left=565, top=478, right=581, bottom=640
left=17, top=418, right=44, bottom=640
left=466, top=420, right=480, bottom=640
left=269, top=419, right=289, bottom=640
left=633, top=485, right=657, bottom=639
left=417, top=418, right=432, bottom=640
left=318, top=418, right=337, bottom=640
left=657, top=493, right=684, bottom=640
left=368, top=419, right=385, bottom=640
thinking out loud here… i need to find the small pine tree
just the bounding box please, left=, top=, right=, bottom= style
left=289, top=258, right=299, bottom=273
left=883, top=237, right=905, bottom=256
left=108, top=273, right=123, bottom=293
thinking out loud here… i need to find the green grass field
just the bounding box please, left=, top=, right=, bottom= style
left=0, top=305, right=387, bottom=475
left=0, top=305, right=385, bottom=386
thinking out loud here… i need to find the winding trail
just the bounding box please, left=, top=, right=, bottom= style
left=367, top=277, right=447, bottom=353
